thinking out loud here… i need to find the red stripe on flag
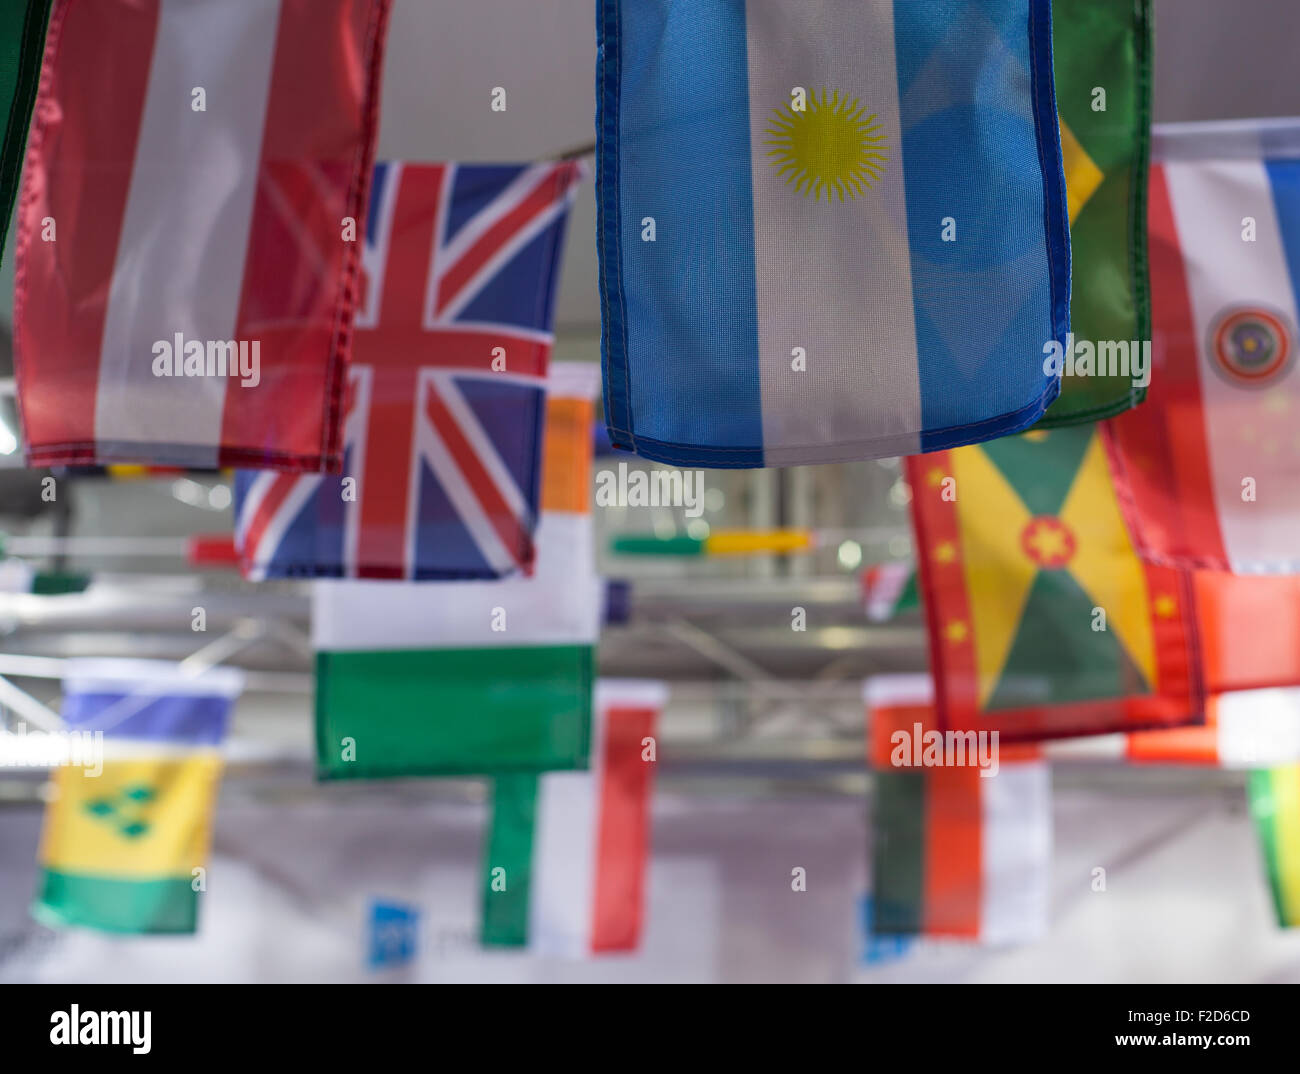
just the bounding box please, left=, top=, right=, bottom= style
left=220, top=0, right=392, bottom=472
left=13, top=0, right=161, bottom=464
left=590, top=704, right=657, bottom=952
left=435, top=163, right=577, bottom=317
left=423, top=380, right=534, bottom=572
left=923, top=767, right=982, bottom=939
left=1104, top=164, right=1228, bottom=568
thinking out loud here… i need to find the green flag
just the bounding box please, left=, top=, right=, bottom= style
left=1037, top=0, right=1152, bottom=426
left=0, top=2, right=51, bottom=262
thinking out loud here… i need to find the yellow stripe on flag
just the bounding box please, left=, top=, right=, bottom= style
left=39, top=755, right=223, bottom=879
left=1272, top=766, right=1300, bottom=925
left=952, top=447, right=1036, bottom=709
left=706, top=530, right=813, bottom=556
left=1058, top=433, right=1157, bottom=687
left=1060, top=119, right=1103, bottom=225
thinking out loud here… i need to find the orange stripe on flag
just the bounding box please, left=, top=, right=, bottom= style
left=923, top=766, right=982, bottom=939
left=541, top=397, right=593, bottom=514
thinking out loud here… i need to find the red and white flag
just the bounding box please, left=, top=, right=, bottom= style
left=14, top=0, right=392, bottom=470
left=1104, top=120, right=1300, bottom=573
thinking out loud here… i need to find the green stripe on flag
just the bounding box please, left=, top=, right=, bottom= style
left=33, top=869, right=198, bottom=934
left=1037, top=0, right=1152, bottom=426
left=1248, top=770, right=1289, bottom=928
left=0, top=2, right=52, bottom=263
left=871, top=769, right=926, bottom=935
left=315, top=646, right=593, bottom=779
left=480, top=774, right=540, bottom=947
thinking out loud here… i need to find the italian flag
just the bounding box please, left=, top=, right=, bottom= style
left=866, top=676, right=1051, bottom=945
left=481, top=680, right=665, bottom=956
left=313, top=363, right=601, bottom=779
left=1248, top=766, right=1300, bottom=928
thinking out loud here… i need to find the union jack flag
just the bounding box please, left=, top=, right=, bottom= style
left=234, top=160, right=584, bottom=580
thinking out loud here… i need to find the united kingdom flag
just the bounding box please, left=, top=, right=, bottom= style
left=234, top=160, right=584, bottom=580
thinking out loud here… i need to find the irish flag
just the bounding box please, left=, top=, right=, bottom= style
left=867, top=676, right=1051, bottom=945
left=33, top=660, right=242, bottom=934
left=1248, top=766, right=1300, bottom=928
left=15, top=0, right=392, bottom=470
left=596, top=0, right=1069, bottom=467
left=481, top=680, right=665, bottom=956
left=313, top=363, right=601, bottom=779
left=1105, top=119, right=1300, bottom=572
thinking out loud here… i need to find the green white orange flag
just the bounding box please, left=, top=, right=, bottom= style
left=906, top=424, right=1203, bottom=741
left=1247, top=765, right=1300, bottom=928
left=313, top=363, right=600, bottom=779
left=481, top=680, right=665, bottom=955
left=866, top=675, right=1051, bottom=945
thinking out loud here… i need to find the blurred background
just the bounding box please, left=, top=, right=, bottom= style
left=3, top=0, right=1300, bottom=983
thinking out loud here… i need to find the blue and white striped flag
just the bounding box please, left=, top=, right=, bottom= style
left=596, top=0, right=1070, bottom=467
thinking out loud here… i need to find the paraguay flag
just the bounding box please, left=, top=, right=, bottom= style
left=596, top=0, right=1070, bottom=467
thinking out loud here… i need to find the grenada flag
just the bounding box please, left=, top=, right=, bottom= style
left=907, top=424, right=1203, bottom=740
left=596, top=0, right=1069, bottom=467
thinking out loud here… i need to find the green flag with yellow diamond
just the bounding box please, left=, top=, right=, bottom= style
left=906, top=424, right=1201, bottom=741
left=1037, top=0, right=1152, bottom=426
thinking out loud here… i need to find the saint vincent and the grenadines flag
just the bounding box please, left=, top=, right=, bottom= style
left=1038, top=0, right=1151, bottom=426
left=1248, top=766, right=1300, bottom=928
left=313, top=363, right=600, bottom=779
left=0, top=2, right=51, bottom=263
left=596, top=0, right=1069, bottom=467
left=33, top=660, right=242, bottom=935
left=233, top=160, right=583, bottom=581
left=906, top=424, right=1203, bottom=741
left=14, top=0, right=392, bottom=470
left=1105, top=119, right=1300, bottom=573
left=481, top=680, right=664, bottom=956
left=866, top=676, right=1051, bottom=945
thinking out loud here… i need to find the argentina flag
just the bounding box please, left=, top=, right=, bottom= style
left=596, top=0, right=1070, bottom=467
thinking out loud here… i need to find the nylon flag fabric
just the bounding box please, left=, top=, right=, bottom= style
left=866, top=676, right=1051, bottom=945
left=1126, top=689, right=1300, bottom=768
left=233, top=160, right=583, bottom=581
left=14, top=0, right=392, bottom=470
left=1104, top=120, right=1300, bottom=572
left=313, top=363, right=600, bottom=779
left=595, top=0, right=1069, bottom=468
left=1037, top=0, right=1151, bottom=426
left=1247, top=766, right=1300, bottom=928
left=0, top=2, right=51, bottom=263
left=481, top=680, right=664, bottom=955
left=906, top=425, right=1203, bottom=741
left=1194, top=571, right=1300, bottom=694
left=33, top=660, right=242, bottom=934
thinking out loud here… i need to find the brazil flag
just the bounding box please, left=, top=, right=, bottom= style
left=1037, top=0, right=1152, bottom=426
left=906, top=424, right=1202, bottom=741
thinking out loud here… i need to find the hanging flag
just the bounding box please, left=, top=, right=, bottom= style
left=14, top=0, right=392, bottom=470
left=1037, top=0, right=1151, bottom=426
left=234, top=160, right=584, bottom=581
left=1193, top=570, right=1300, bottom=694
left=1247, top=765, right=1300, bottom=927
left=1104, top=120, right=1300, bottom=572
left=866, top=676, right=1051, bottom=945
left=313, top=363, right=600, bottom=779
left=32, top=659, right=242, bottom=934
left=595, top=0, right=1069, bottom=467
left=1127, top=689, right=1300, bottom=768
left=0, top=2, right=51, bottom=263
left=862, top=562, right=919, bottom=622
left=907, top=424, right=1203, bottom=740
left=481, top=679, right=664, bottom=955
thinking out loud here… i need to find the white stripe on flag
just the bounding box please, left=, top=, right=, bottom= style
left=745, top=0, right=920, bottom=464
left=979, top=762, right=1051, bottom=945
left=1217, top=688, right=1300, bottom=768
left=94, top=0, right=282, bottom=465
left=1165, top=158, right=1300, bottom=572
left=529, top=706, right=606, bottom=958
